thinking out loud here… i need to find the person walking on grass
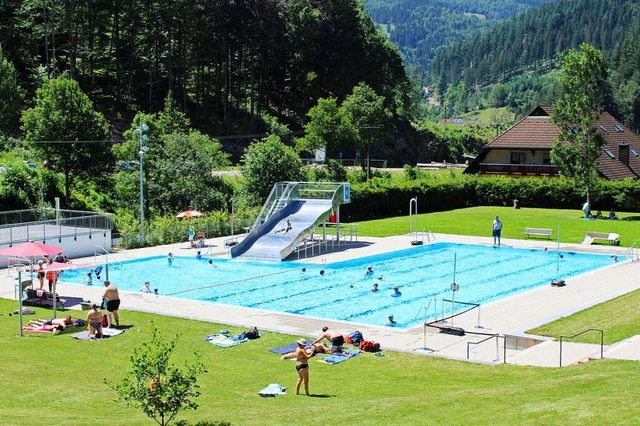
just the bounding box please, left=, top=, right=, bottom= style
left=102, top=280, right=121, bottom=328
left=492, top=215, right=503, bottom=247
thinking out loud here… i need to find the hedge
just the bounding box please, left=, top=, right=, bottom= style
left=341, top=175, right=640, bottom=221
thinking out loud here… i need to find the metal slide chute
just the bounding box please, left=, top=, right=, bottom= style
left=230, top=182, right=350, bottom=260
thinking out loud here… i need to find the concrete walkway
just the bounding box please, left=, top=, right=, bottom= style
left=2, top=232, right=639, bottom=367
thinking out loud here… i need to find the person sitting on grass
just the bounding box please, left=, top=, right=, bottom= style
left=86, top=304, right=103, bottom=339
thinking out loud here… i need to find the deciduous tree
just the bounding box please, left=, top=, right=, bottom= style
left=106, top=326, right=206, bottom=426
left=551, top=43, right=610, bottom=203
left=20, top=76, right=111, bottom=206
left=241, top=135, right=305, bottom=205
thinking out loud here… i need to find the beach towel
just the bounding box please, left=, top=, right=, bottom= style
left=204, top=334, right=248, bottom=348
left=320, top=350, right=361, bottom=364
left=258, top=383, right=286, bottom=397
left=22, top=326, right=56, bottom=334
left=269, top=341, right=313, bottom=354
left=72, top=328, right=124, bottom=340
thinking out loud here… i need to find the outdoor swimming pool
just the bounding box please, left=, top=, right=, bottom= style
left=60, top=242, right=622, bottom=328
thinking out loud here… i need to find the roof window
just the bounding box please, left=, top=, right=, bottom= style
left=604, top=149, right=615, bottom=158
left=630, top=148, right=639, bottom=157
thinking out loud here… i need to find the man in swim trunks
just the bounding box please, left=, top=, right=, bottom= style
left=312, top=326, right=345, bottom=354
left=29, top=315, right=72, bottom=329
left=103, top=280, right=121, bottom=328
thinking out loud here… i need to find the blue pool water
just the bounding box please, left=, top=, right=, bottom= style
left=59, top=243, right=621, bottom=328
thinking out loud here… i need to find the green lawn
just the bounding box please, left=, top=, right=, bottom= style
left=527, top=288, right=640, bottom=344
left=3, top=206, right=640, bottom=425
left=2, top=300, right=640, bottom=426
left=356, top=206, right=640, bottom=246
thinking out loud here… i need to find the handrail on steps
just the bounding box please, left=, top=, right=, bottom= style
left=466, top=334, right=504, bottom=363
left=559, top=328, right=604, bottom=367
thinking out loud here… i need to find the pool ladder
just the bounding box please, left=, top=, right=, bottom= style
left=626, top=242, right=638, bottom=261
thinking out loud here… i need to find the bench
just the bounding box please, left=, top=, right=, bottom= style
left=523, top=227, right=553, bottom=239
left=583, top=231, right=620, bottom=245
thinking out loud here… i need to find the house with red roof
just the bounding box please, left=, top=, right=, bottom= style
left=464, top=106, right=640, bottom=179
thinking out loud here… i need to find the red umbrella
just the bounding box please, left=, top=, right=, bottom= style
left=0, top=241, right=63, bottom=258
left=176, top=210, right=204, bottom=218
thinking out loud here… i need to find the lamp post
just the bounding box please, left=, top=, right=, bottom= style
left=135, top=120, right=149, bottom=244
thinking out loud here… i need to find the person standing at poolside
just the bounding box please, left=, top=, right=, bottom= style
left=102, top=280, right=121, bottom=328
left=492, top=215, right=503, bottom=247
left=312, top=326, right=345, bottom=354
left=37, top=260, right=45, bottom=289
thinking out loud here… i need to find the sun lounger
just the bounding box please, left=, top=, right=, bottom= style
left=582, top=232, right=620, bottom=245
left=23, top=288, right=67, bottom=309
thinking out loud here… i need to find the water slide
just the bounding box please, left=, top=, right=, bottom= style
left=230, top=182, right=350, bottom=260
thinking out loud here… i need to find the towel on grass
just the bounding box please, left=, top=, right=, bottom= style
left=320, top=350, right=361, bottom=364
left=258, top=383, right=286, bottom=397
left=204, top=333, right=248, bottom=348
left=72, top=328, right=124, bottom=340
left=269, top=342, right=313, bottom=354
left=23, top=326, right=56, bottom=334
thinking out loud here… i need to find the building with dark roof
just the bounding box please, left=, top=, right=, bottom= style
left=464, top=106, right=640, bottom=180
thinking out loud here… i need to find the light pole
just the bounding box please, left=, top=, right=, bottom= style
left=135, top=119, right=149, bottom=244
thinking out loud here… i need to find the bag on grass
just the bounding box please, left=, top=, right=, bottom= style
left=359, top=340, right=380, bottom=352
left=348, top=330, right=364, bottom=345
left=101, top=314, right=108, bottom=327
left=244, top=327, right=260, bottom=339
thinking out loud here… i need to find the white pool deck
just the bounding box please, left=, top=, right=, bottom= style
left=2, top=232, right=639, bottom=367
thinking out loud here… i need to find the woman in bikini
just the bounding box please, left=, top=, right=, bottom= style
left=37, top=261, right=45, bottom=289
left=294, top=338, right=310, bottom=396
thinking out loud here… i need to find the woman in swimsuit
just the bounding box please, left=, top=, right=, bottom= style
left=37, top=261, right=45, bottom=289
left=294, top=338, right=310, bottom=396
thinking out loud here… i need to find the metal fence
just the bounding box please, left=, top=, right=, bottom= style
left=0, top=208, right=114, bottom=246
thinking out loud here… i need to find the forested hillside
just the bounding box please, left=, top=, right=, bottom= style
left=364, top=0, right=554, bottom=80
left=0, top=0, right=410, bottom=156
left=432, top=0, right=636, bottom=93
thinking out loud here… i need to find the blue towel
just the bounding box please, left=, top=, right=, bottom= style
left=321, top=350, right=361, bottom=364
left=204, top=334, right=248, bottom=348
left=258, top=383, right=286, bottom=397
left=269, top=342, right=312, bottom=354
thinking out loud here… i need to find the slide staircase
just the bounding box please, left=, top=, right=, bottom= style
left=230, top=182, right=350, bottom=260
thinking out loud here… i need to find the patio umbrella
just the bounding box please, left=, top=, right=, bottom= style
left=0, top=241, right=62, bottom=258
left=0, top=242, right=62, bottom=337
left=175, top=210, right=204, bottom=218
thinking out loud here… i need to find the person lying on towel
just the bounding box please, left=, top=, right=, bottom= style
left=280, top=342, right=330, bottom=359
left=29, top=315, right=72, bottom=330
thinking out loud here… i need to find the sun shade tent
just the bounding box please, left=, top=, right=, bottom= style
left=0, top=241, right=63, bottom=336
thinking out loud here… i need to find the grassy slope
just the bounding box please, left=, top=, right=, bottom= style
left=1, top=300, right=639, bottom=426
left=356, top=206, right=640, bottom=246
left=528, top=288, right=640, bottom=344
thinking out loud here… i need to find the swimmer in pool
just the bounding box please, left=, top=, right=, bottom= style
left=391, top=285, right=401, bottom=296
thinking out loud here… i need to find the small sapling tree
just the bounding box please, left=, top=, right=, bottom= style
left=106, top=325, right=206, bottom=426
